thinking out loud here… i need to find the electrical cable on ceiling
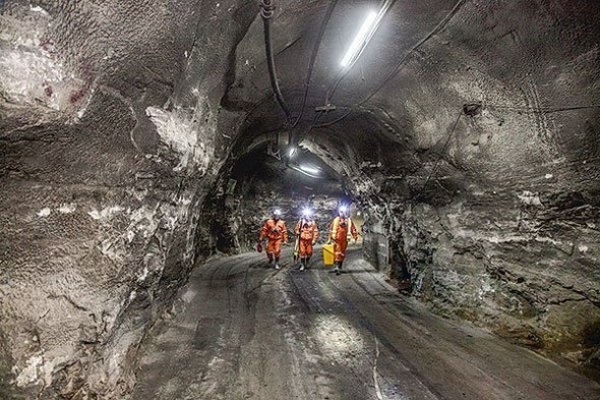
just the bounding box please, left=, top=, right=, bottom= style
left=412, top=112, right=463, bottom=201
left=260, top=0, right=292, bottom=124
left=316, top=0, right=467, bottom=128
left=360, top=0, right=467, bottom=104
left=259, top=0, right=466, bottom=156
left=324, top=0, right=397, bottom=105
left=293, top=0, right=341, bottom=129
left=485, top=104, right=600, bottom=114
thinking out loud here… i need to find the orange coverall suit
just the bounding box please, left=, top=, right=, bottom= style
left=294, top=219, right=318, bottom=257
left=329, top=216, right=358, bottom=263
left=260, top=218, right=288, bottom=261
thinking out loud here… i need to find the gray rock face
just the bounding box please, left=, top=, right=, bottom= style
left=399, top=202, right=599, bottom=358
left=0, top=0, right=255, bottom=397
left=1, top=0, right=599, bottom=397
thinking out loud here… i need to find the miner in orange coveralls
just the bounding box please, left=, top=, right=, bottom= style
left=294, top=208, right=318, bottom=271
left=328, top=205, right=358, bottom=275
left=258, top=209, right=288, bottom=269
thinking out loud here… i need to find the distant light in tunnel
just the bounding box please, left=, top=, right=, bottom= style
left=339, top=205, right=348, bottom=214
left=298, top=164, right=321, bottom=175
left=340, top=10, right=378, bottom=67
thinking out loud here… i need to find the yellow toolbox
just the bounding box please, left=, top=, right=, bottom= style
left=322, top=243, right=335, bottom=266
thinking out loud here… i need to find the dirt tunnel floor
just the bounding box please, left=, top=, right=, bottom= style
left=132, top=248, right=600, bottom=400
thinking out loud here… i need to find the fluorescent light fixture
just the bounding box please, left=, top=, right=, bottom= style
left=340, top=10, right=378, bottom=67
left=298, top=164, right=320, bottom=175
left=289, top=164, right=322, bottom=178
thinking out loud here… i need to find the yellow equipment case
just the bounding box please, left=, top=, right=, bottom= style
left=322, top=243, right=335, bottom=266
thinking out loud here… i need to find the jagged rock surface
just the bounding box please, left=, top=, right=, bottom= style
left=0, top=0, right=256, bottom=397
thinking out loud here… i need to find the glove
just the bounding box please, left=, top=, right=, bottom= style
left=256, top=242, right=263, bottom=253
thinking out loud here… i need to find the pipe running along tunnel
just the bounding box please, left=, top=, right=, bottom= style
left=0, top=0, right=599, bottom=399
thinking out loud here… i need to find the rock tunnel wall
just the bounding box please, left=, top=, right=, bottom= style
left=329, top=107, right=600, bottom=371
left=328, top=19, right=599, bottom=380
left=0, top=0, right=599, bottom=396
left=0, top=0, right=256, bottom=397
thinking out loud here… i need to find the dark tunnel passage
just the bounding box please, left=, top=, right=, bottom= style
left=1, top=0, right=600, bottom=399
left=207, top=142, right=348, bottom=254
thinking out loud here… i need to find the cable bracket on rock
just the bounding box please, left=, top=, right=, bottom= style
left=260, top=0, right=275, bottom=19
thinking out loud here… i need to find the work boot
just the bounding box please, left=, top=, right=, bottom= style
left=274, top=262, right=280, bottom=270
left=299, top=264, right=305, bottom=271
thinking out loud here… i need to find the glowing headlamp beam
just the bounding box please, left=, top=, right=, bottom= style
left=340, top=10, right=378, bottom=68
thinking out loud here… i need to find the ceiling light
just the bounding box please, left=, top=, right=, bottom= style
left=298, top=164, right=320, bottom=175
left=289, top=164, right=323, bottom=178
left=340, top=10, right=378, bottom=68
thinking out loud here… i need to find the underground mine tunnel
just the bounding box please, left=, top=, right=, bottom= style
left=1, top=0, right=599, bottom=399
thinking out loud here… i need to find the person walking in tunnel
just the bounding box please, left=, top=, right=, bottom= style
left=258, top=209, right=288, bottom=269
left=294, top=207, right=319, bottom=271
left=328, top=205, right=358, bottom=275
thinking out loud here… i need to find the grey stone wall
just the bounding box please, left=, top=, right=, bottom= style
left=0, top=0, right=256, bottom=397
